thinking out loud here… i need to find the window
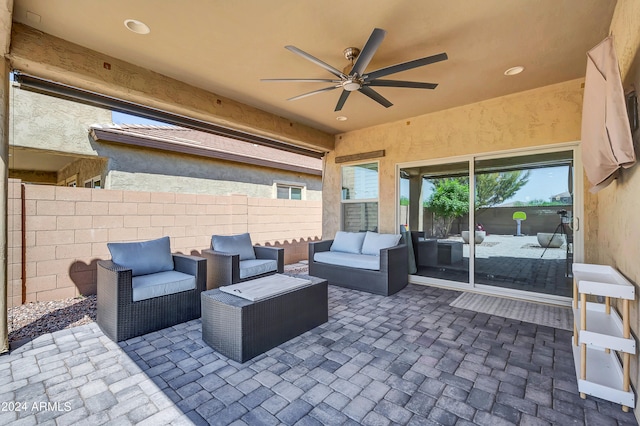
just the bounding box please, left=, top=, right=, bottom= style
left=276, top=184, right=303, bottom=200
left=64, top=175, right=77, bottom=187
left=84, top=176, right=102, bottom=189
left=341, top=162, right=378, bottom=232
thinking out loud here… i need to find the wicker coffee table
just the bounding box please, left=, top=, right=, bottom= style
left=201, top=275, right=328, bottom=363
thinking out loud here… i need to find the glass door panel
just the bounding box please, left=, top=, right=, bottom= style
left=473, top=151, right=574, bottom=297
left=400, top=161, right=470, bottom=284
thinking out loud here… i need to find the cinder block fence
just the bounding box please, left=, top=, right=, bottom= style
left=7, top=179, right=322, bottom=308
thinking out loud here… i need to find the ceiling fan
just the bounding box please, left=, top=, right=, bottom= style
left=262, top=28, right=448, bottom=112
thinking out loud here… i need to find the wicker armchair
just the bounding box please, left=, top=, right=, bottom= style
left=97, top=237, right=206, bottom=342
left=202, top=233, right=284, bottom=289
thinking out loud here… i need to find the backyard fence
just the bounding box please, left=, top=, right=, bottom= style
left=401, top=205, right=573, bottom=237
left=7, top=179, right=322, bottom=308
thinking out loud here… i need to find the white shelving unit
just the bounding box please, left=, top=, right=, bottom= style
left=572, top=263, right=636, bottom=412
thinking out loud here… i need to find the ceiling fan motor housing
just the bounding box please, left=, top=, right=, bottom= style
left=343, top=47, right=361, bottom=62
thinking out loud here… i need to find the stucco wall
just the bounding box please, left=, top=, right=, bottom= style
left=597, top=0, right=640, bottom=418
left=10, top=83, right=111, bottom=155
left=11, top=86, right=322, bottom=199
left=325, top=79, right=584, bottom=237
left=99, top=143, right=322, bottom=200
left=57, top=157, right=107, bottom=187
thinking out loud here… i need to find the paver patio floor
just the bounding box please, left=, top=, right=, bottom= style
left=1, top=284, right=637, bottom=425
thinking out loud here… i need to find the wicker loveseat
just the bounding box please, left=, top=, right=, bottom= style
left=97, top=236, right=206, bottom=342
left=309, top=231, right=408, bottom=296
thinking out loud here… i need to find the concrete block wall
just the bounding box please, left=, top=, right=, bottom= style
left=8, top=179, right=22, bottom=309
left=10, top=181, right=322, bottom=306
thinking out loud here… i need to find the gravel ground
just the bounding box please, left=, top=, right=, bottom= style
left=7, top=263, right=310, bottom=343
left=8, top=295, right=97, bottom=343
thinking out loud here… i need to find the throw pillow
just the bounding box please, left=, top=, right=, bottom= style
left=330, top=231, right=366, bottom=254
left=108, top=236, right=174, bottom=276
left=361, top=231, right=402, bottom=256
left=212, top=233, right=256, bottom=260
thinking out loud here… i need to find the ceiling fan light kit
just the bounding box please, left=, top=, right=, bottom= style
left=262, top=28, right=447, bottom=112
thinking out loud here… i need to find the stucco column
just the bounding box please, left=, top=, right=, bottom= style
left=408, top=175, right=424, bottom=232
left=0, top=57, right=9, bottom=354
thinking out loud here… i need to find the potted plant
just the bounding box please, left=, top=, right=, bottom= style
left=461, top=227, right=486, bottom=244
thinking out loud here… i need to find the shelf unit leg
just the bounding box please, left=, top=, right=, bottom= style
left=580, top=343, right=586, bottom=380
left=580, top=293, right=586, bottom=334
left=572, top=279, right=578, bottom=346
left=622, top=299, right=630, bottom=412
left=623, top=299, right=630, bottom=338
left=580, top=293, right=587, bottom=386
left=604, top=297, right=610, bottom=367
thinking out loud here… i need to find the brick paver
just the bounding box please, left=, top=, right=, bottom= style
left=1, top=284, right=638, bottom=425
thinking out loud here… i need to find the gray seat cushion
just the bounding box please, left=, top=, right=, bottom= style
left=132, top=270, right=197, bottom=302
left=314, top=251, right=380, bottom=271
left=239, top=259, right=278, bottom=280
left=108, top=236, right=174, bottom=277
left=212, top=233, right=256, bottom=260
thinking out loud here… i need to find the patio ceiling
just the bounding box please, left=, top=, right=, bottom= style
left=11, top=1, right=615, bottom=135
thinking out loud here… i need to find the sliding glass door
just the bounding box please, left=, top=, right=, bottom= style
left=399, top=147, right=578, bottom=299
left=401, top=161, right=470, bottom=284
left=473, top=151, right=574, bottom=297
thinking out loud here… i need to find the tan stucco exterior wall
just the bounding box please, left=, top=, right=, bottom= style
left=596, top=0, right=640, bottom=419
left=57, top=157, right=107, bottom=187
left=324, top=79, right=584, bottom=237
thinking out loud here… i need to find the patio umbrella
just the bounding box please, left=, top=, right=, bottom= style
left=581, top=36, right=635, bottom=193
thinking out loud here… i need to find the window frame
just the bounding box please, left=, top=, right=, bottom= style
left=84, top=175, right=102, bottom=189
left=340, top=161, right=380, bottom=232
left=274, top=181, right=305, bottom=200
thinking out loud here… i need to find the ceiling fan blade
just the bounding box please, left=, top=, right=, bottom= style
left=367, top=80, right=438, bottom=89
left=358, top=86, right=393, bottom=108
left=287, top=85, right=340, bottom=101
left=365, top=52, right=448, bottom=80
left=261, top=78, right=341, bottom=83
left=285, top=45, right=345, bottom=78
left=350, top=28, right=386, bottom=77
left=334, top=90, right=351, bottom=112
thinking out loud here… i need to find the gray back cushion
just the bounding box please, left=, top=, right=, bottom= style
left=108, top=236, right=174, bottom=277
left=330, top=231, right=366, bottom=254
left=361, top=231, right=402, bottom=256
left=212, top=233, right=256, bottom=260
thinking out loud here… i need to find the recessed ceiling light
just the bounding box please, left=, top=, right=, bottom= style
left=124, top=19, right=150, bottom=35
left=504, top=66, right=524, bottom=76
left=336, top=116, right=348, bottom=121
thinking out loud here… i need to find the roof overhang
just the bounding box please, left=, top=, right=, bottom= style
left=90, top=127, right=322, bottom=176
